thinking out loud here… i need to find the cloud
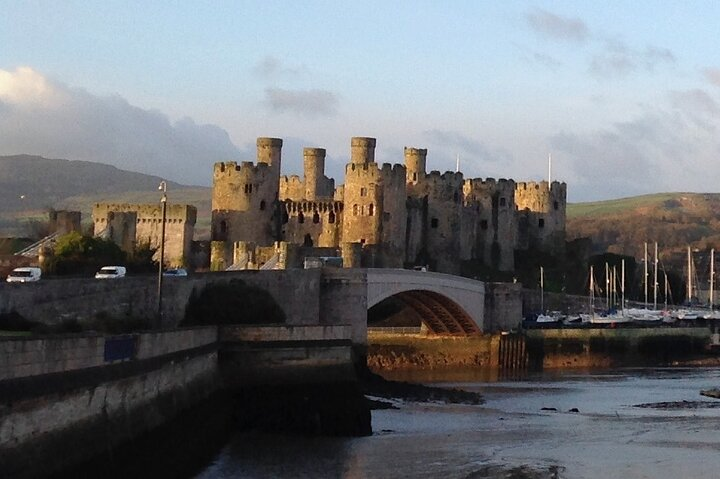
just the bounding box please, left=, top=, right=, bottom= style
left=423, top=130, right=516, bottom=177
left=264, top=87, right=338, bottom=116
left=590, top=41, right=675, bottom=78
left=0, top=67, right=242, bottom=185
left=549, top=94, right=720, bottom=201
left=253, top=55, right=306, bottom=79
left=703, top=68, right=720, bottom=87
left=526, top=9, right=588, bottom=43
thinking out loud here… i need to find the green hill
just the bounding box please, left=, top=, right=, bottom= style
left=0, top=155, right=210, bottom=238
left=567, top=192, right=720, bottom=260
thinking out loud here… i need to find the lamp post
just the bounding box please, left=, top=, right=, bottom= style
left=157, top=181, right=167, bottom=327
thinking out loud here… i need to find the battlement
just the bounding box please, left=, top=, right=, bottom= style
left=92, top=203, right=197, bottom=224
left=257, top=137, right=283, bottom=148
left=515, top=180, right=566, bottom=193
left=213, top=161, right=271, bottom=177
left=426, top=170, right=464, bottom=183
left=350, top=136, right=376, bottom=165
left=281, top=174, right=303, bottom=184
left=464, top=177, right=516, bottom=193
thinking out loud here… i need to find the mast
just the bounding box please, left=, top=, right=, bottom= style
left=687, top=246, right=692, bottom=305
left=605, top=263, right=610, bottom=310
left=455, top=154, right=460, bottom=173
left=711, top=248, right=715, bottom=309
left=653, top=242, right=658, bottom=310
left=644, top=243, right=648, bottom=309
left=540, top=266, right=544, bottom=314
left=589, top=265, right=595, bottom=314
left=621, top=259, right=625, bottom=316
left=664, top=272, right=668, bottom=310
left=548, top=153, right=552, bottom=184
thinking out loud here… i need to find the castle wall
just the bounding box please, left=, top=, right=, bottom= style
left=282, top=201, right=343, bottom=248
left=92, top=203, right=196, bottom=267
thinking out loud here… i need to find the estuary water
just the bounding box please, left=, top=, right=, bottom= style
left=195, top=368, right=720, bottom=478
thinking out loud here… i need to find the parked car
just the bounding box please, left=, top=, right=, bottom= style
left=163, top=268, right=188, bottom=277
left=95, top=266, right=126, bottom=279
left=6, top=267, right=42, bottom=283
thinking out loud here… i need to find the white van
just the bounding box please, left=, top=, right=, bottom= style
left=6, top=267, right=42, bottom=283
left=95, top=266, right=126, bottom=279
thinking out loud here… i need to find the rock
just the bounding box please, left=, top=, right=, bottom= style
left=700, top=388, right=720, bottom=399
left=568, top=408, right=579, bottom=413
left=540, top=407, right=557, bottom=411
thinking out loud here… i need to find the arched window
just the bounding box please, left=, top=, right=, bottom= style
left=353, top=204, right=359, bottom=216
left=313, top=212, right=320, bottom=224
left=220, top=220, right=228, bottom=234
left=368, top=203, right=374, bottom=216
left=303, top=234, right=313, bottom=247
left=329, top=211, right=335, bottom=224
left=298, top=212, right=305, bottom=224
left=260, top=200, right=266, bottom=210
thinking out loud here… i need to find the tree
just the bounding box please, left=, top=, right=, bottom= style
left=50, top=231, right=126, bottom=276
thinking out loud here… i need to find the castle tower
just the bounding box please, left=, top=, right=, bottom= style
left=514, top=181, right=567, bottom=254
left=256, top=137, right=283, bottom=170
left=211, top=137, right=283, bottom=248
left=303, top=147, right=326, bottom=201
left=404, top=147, right=427, bottom=184
left=350, top=137, right=376, bottom=165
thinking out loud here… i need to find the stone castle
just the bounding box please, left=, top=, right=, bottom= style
left=210, top=137, right=566, bottom=275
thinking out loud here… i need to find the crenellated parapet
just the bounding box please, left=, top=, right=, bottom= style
left=279, top=174, right=304, bottom=201
left=514, top=181, right=567, bottom=213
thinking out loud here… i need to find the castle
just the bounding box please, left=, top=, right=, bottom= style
left=210, top=137, right=567, bottom=275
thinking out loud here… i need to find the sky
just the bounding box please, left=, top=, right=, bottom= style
left=1, top=1, right=720, bottom=202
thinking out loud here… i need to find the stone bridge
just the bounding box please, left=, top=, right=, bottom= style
left=366, top=269, right=483, bottom=335
left=0, top=268, right=505, bottom=345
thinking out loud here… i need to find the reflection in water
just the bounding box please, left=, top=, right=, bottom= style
left=195, top=368, right=720, bottom=479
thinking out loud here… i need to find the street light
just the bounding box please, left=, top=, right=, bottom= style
left=157, top=181, right=167, bottom=326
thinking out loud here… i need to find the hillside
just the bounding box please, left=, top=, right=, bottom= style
left=567, top=192, right=720, bottom=261
left=0, top=155, right=211, bottom=238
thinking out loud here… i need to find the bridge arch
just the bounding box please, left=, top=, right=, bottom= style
left=366, top=269, right=485, bottom=334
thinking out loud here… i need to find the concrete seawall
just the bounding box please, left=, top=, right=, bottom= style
left=0, top=322, right=371, bottom=476
left=0, top=327, right=220, bottom=478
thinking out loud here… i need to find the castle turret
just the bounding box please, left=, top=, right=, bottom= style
left=404, top=147, right=427, bottom=184
left=303, top=147, right=326, bottom=201
left=350, top=137, right=376, bottom=165
left=256, top=137, right=283, bottom=170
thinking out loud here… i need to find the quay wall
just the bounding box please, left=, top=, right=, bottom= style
left=526, top=327, right=712, bottom=369
left=366, top=331, right=501, bottom=371
left=0, top=327, right=219, bottom=478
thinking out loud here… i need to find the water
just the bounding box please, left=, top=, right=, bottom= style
left=195, top=368, right=720, bottom=478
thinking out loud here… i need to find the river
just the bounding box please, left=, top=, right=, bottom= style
left=195, top=367, right=720, bottom=478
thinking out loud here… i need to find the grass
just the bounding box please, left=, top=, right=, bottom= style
left=567, top=193, right=693, bottom=219
left=0, top=330, right=32, bottom=337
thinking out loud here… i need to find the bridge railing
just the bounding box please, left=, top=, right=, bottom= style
left=367, top=327, right=423, bottom=335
